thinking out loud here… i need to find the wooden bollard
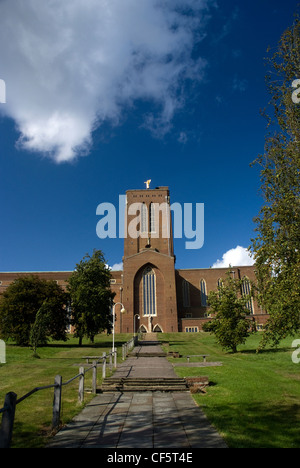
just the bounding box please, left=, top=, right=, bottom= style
left=78, top=367, right=84, bottom=403
left=92, top=361, right=97, bottom=394
left=102, top=353, right=106, bottom=379
left=52, top=375, right=62, bottom=429
left=0, top=392, right=17, bottom=448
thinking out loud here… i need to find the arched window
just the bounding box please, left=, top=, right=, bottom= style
left=217, top=278, right=223, bottom=297
left=143, top=267, right=156, bottom=316
left=182, top=280, right=190, bottom=307
left=200, top=279, right=208, bottom=306
left=241, top=277, right=253, bottom=314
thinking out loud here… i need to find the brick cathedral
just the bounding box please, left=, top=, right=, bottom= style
left=0, top=185, right=268, bottom=333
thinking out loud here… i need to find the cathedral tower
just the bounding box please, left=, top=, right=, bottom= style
left=120, top=185, right=178, bottom=333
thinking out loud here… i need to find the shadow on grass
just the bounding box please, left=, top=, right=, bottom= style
left=199, top=399, right=300, bottom=448
left=6, top=338, right=129, bottom=350
left=43, top=341, right=126, bottom=349
left=239, top=346, right=291, bottom=355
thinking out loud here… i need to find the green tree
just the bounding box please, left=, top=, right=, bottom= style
left=67, top=250, right=115, bottom=345
left=0, top=276, right=69, bottom=346
left=251, top=14, right=300, bottom=348
left=30, top=301, right=50, bottom=357
left=203, top=271, right=256, bottom=353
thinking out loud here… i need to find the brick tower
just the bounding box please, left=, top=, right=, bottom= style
left=119, top=184, right=178, bottom=334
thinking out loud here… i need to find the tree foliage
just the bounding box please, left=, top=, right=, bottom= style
left=29, top=301, right=51, bottom=357
left=203, top=271, right=256, bottom=353
left=67, top=249, right=115, bottom=345
left=0, top=275, right=69, bottom=346
left=251, top=13, right=300, bottom=348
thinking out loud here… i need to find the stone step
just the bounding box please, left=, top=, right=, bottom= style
left=123, top=378, right=186, bottom=384
left=137, top=341, right=162, bottom=346
left=130, top=352, right=167, bottom=357
left=101, top=377, right=188, bottom=392
left=120, top=386, right=188, bottom=392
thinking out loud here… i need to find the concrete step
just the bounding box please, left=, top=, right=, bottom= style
left=123, top=379, right=187, bottom=385
left=137, top=341, right=162, bottom=346
left=101, top=377, right=188, bottom=392
left=120, top=386, right=188, bottom=392
left=130, top=352, right=167, bottom=357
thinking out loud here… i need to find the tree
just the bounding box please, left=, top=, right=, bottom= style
left=30, top=301, right=50, bottom=357
left=251, top=13, right=300, bottom=348
left=203, top=270, right=256, bottom=353
left=67, top=250, right=115, bottom=345
left=0, top=276, right=69, bottom=346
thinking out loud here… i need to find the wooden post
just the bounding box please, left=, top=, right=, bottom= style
left=78, top=367, right=84, bottom=403
left=114, top=349, right=117, bottom=368
left=52, top=375, right=62, bottom=430
left=0, top=392, right=17, bottom=448
left=109, top=351, right=113, bottom=371
left=92, top=361, right=97, bottom=394
left=102, top=353, right=106, bottom=379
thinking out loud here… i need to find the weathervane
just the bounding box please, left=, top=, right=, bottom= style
left=144, top=179, right=151, bottom=189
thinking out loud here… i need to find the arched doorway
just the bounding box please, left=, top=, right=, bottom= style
left=153, top=324, right=163, bottom=333
left=134, top=263, right=164, bottom=332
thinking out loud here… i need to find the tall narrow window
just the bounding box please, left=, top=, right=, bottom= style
left=141, top=203, right=148, bottom=233
left=217, top=278, right=223, bottom=297
left=241, top=277, right=253, bottom=314
left=150, top=203, right=156, bottom=233
left=143, top=267, right=156, bottom=316
left=200, top=279, right=208, bottom=306
left=182, top=280, right=190, bottom=307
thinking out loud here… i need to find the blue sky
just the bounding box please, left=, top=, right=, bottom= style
left=0, top=0, right=299, bottom=272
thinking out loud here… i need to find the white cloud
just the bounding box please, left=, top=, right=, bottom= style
left=178, top=131, right=188, bottom=144
left=232, top=75, right=248, bottom=93
left=0, top=0, right=212, bottom=163
left=212, top=246, right=255, bottom=268
left=110, top=262, right=123, bottom=271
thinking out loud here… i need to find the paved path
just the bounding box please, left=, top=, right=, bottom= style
left=46, top=335, right=227, bottom=449
left=110, top=342, right=177, bottom=380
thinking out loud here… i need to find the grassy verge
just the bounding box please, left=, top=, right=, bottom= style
left=161, top=332, right=300, bottom=448
left=0, top=334, right=132, bottom=448
left=2, top=332, right=299, bottom=448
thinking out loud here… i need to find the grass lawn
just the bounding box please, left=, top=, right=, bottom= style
left=0, top=333, right=132, bottom=448
left=161, top=332, right=300, bottom=448
left=1, top=331, right=299, bottom=448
